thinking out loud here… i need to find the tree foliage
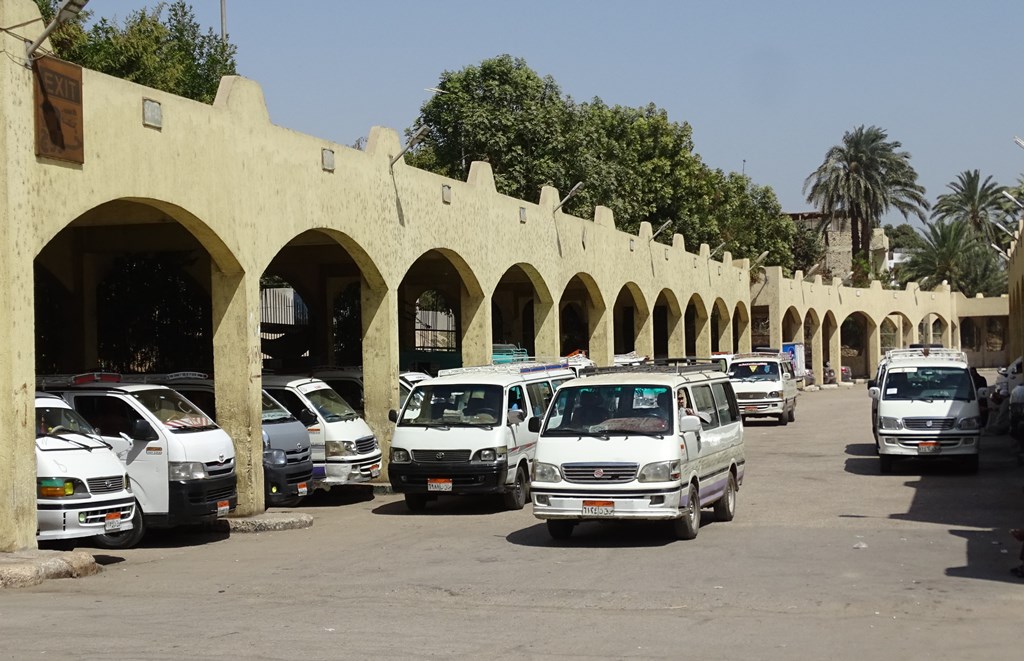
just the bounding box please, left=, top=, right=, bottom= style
left=804, top=125, right=928, bottom=262
left=33, top=0, right=236, bottom=103
left=408, top=55, right=794, bottom=267
left=931, top=169, right=1008, bottom=246
left=883, top=223, right=923, bottom=251
left=896, top=219, right=1005, bottom=296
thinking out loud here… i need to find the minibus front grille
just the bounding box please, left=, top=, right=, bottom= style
left=355, top=435, right=378, bottom=454
left=411, top=449, right=471, bottom=463
left=903, top=417, right=955, bottom=431
left=286, top=447, right=311, bottom=464
left=562, top=463, right=638, bottom=483
left=204, top=458, right=235, bottom=477
left=87, top=475, right=125, bottom=494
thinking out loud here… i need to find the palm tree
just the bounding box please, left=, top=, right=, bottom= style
left=803, top=125, right=929, bottom=262
left=897, top=219, right=1006, bottom=296
left=931, top=169, right=1007, bottom=245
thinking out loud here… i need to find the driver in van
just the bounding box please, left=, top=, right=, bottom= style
left=677, top=389, right=695, bottom=419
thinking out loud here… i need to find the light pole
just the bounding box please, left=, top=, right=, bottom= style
left=25, top=0, right=89, bottom=64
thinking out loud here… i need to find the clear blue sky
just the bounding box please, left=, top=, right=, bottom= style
left=106, top=0, right=1024, bottom=225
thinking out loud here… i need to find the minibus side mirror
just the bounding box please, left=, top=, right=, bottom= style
left=131, top=419, right=159, bottom=442
left=678, top=415, right=702, bottom=434
left=528, top=417, right=541, bottom=433
left=867, top=379, right=877, bottom=389
left=868, top=387, right=880, bottom=400
left=388, top=409, right=398, bottom=423
left=977, top=387, right=990, bottom=400
left=507, top=409, right=526, bottom=425
left=299, top=408, right=318, bottom=427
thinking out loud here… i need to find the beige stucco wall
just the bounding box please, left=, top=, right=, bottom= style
left=0, top=0, right=1009, bottom=550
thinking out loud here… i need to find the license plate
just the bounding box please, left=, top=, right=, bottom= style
left=743, top=406, right=757, bottom=413
left=216, top=499, right=230, bottom=517
left=582, top=500, right=614, bottom=516
left=918, top=442, right=941, bottom=454
left=104, top=512, right=122, bottom=531
left=370, top=464, right=381, bottom=478
left=427, top=478, right=452, bottom=492
left=297, top=482, right=308, bottom=497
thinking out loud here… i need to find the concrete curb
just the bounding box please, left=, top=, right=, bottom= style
left=0, top=550, right=100, bottom=589
left=212, top=512, right=315, bottom=534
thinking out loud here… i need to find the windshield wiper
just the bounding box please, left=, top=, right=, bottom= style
left=42, top=433, right=95, bottom=451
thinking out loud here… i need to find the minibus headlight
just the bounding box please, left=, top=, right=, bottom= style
left=37, top=477, right=82, bottom=498
left=390, top=448, right=411, bottom=464
left=475, top=447, right=507, bottom=462
left=532, top=462, right=562, bottom=483
left=168, top=461, right=208, bottom=480
left=958, top=416, right=981, bottom=430
left=767, top=391, right=780, bottom=399
left=638, top=460, right=681, bottom=483
left=124, top=474, right=132, bottom=493
left=326, top=440, right=356, bottom=457
left=879, top=416, right=904, bottom=430
left=263, top=448, right=287, bottom=466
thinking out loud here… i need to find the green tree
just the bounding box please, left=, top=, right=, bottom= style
left=790, top=223, right=825, bottom=274
left=804, top=125, right=929, bottom=262
left=33, top=0, right=236, bottom=103
left=883, top=223, right=923, bottom=251
left=897, top=219, right=1005, bottom=296
left=931, top=169, right=1007, bottom=245
left=411, top=55, right=792, bottom=267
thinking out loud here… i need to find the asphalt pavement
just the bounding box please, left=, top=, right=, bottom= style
left=1, top=384, right=1022, bottom=660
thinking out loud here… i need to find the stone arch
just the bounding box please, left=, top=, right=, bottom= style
left=684, top=293, right=710, bottom=357
left=710, top=297, right=732, bottom=353
left=782, top=305, right=803, bottom=344
left=398, top=248, right=486, bottom=371
left=34, top=198, right=245, bottom=374
left=653, top=288, right=683, bottom=359
left=881, top=311, right=914, bottom=350
left=613, top=282, right=652, bottom=356
left=558, top=273, right=608, bottom=363
left=840, top=310, right=879, bottom=379
left=492, top=262, right=556, bottom=358
left=732, top=301, right=751, bottom=353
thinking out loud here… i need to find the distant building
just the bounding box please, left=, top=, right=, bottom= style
left=788, top=211, right=889, bottom=279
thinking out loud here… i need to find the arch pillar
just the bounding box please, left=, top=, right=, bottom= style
left=634, top=305, right=654, bottom=359
left=668, top=308, right=685, bottom=357
left=867, top=318, right=882, bottom=378
left=533, top=300, right=559, bottom=360
left=716, top=306, right=733, bottom=353
left=461, top=288, right=491, bottom=366
left=0, top=248, right=37, bottom=551
left=810, top=318, right=823, bottom=386
left=361, top=283, right=401, bottom=473
left=589, top=301, right=613, bottom=366
left=210, top=268, right=265, bottom=516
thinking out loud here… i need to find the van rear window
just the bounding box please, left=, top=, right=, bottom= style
left=728, top=361, right=779, bottom=381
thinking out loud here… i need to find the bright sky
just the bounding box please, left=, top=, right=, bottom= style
left=106, top=0, right=1024, bottom=225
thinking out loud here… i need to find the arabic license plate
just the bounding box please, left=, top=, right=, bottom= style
left=297, top=482, right=308, bottom=497
left=743, top=406, right=757, bottom=413
left=582, top=500, right=614, bottom=516
left=427, top=478, right=452, bottom=492
left=104, top=512, right=122, bottom=531
left=918, top=442, right=941, bottom=454
left=370, top=464, right=381, bottom=478
left=216, top=499, right=230, bottom=517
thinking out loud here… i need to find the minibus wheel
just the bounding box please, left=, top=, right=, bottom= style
left=502, top=465, right=529, bottom=510
left=547, top=520, right=574, bottom=540
left=92, top=500, right=145, bottom=550
left=404, top=493, right=428, bottom=512
left=713, top=473, right=737, bottom=522
left=673, top=484, right=700, bottom=540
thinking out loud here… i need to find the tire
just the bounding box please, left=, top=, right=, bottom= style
left=777, top=411, right=789, bottom=426
left=273, top=495, right=305, bottom=508
left=879, top=454, right=893, bottom=474
left=92, top=500, right=145, bottom=550
left=547, top=519, right=574, bottom=540
left=502, top=465, right=529, bottom=511
left=713, top=473, right=737, bottom=522
left=672, top=484, right=700, bottom=540
left=404, top=493, right=428, bottom=512
left=963, top=454, right=979, bottom=474
left=787, top=402, right=796, bottom=423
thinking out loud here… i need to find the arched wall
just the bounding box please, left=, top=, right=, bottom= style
left=0, top=2, right=1007, bottom=550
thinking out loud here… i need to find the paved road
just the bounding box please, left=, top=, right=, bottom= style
left=2, top=386, right=1023, bottom=660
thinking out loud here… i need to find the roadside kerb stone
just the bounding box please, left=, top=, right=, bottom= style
left=212, top=512, right=314, bottom=534
left=0, top=550, right=99, bottom=589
